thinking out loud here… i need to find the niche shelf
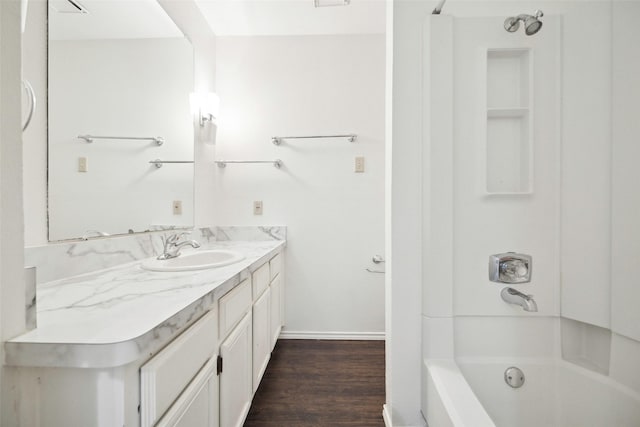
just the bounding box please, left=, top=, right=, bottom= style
left=483, top=48, right=533, bottom=195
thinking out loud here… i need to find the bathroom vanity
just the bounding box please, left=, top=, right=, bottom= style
left=5, top=237, right=284, bottom=427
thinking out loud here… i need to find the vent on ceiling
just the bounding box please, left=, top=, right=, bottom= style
left=50, top=0, right=88, bottom=14
left=313, top=0, right=350, bottom=7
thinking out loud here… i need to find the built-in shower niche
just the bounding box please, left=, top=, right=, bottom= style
left=484, top=48, right=532, bottom=194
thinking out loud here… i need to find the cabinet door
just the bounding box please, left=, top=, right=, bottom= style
left=172, top=375, right=216, bottom=427
left=252, top=287, right=271, bottom=392
left=220, top=311, right=253, bottom=427
left=156, top=355, right=219, bottom=427
left=270, top=274, right=282, bottom=351
left=141, top=310, right=217, bottom=427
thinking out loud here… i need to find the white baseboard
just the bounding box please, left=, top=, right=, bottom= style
left=383, top=404, right=392, bottom=426
left=279, top=330, right=385, bottom=340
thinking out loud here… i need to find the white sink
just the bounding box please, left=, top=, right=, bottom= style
left=141, top=250, right=245, bottom=272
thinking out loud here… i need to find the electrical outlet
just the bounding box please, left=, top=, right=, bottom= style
left=355, top=156, right=365, bottom=173
left=253, top=201, right=263, bottom=215
left=78, top=157, right=88, bottom=172
left=173, top=200, right=182, bottom=215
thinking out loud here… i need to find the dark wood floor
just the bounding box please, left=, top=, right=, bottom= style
left=244, top=339, right=386, bottom=427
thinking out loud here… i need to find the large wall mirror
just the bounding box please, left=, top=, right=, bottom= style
left=48, top=0, right=195, bottom=242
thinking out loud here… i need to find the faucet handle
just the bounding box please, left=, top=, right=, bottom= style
left=165, top=231, right=190, bottom=244
left=489, top=253, right=532, bottom=284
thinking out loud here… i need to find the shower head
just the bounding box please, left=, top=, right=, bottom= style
left=504, top=10, right=544, bottom=36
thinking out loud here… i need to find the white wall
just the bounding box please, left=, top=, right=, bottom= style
left=1, top=0, right=27, bottom=423
left=157, top=0, right=218, bottom=229
left=48, top=38, right=194, bottom=240
left=214, top=35, right=385, bottom=336
left=559, top=1, right=612, bottom=329
left=387, top=2, right=426, bottom=424
left=611, top=0, right=640, bottom=343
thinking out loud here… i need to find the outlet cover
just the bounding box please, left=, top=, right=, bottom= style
left=253, top=201, right=263, bottom=215
left=78, top=157, right=88, bottom=172
left=173, top=200, right=182, bottom=215
left=355, top=156, right=365, bottom=173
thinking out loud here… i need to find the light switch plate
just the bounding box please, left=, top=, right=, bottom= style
left=355, top=156, right=365, bottom=173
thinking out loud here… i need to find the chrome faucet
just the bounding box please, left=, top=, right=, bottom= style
left=500, top=287, right=538, bottom=312
left=158, top=232, right=200, bottom=260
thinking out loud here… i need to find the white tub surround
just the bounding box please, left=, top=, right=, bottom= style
left=9, top=232, right=285, bottom=368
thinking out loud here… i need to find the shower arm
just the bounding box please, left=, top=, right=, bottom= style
left=432, top=0, right=446, bottom=14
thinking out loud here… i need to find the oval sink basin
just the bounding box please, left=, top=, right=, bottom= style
left=141, top=250, right=245, bottom=272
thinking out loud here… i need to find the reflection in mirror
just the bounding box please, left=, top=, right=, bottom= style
left=47, top=0, right=195, bottom=241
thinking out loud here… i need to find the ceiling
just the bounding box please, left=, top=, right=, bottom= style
left=194, top=0, right=386, bottom=36
left=48, top=0, right=386, bottom=41
left=49, top=0, right=184, bottom=40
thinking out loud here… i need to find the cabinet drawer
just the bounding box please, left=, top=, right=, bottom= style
left=219, top=278, right=252, bottom=339
left=252, top=262, right=270, bottom=299
left=269, top=253, right=282, bottom=281
left=140, top=309, right=217, bottom=427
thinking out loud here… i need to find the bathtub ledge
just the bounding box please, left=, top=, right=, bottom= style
left=423, top=359, right=496, bottom=427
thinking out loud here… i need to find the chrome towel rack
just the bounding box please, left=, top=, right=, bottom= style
left=78, top=135, right=165, bottom=145
left=216, top=160, right=283, bottom=169
left=149, top=159, right=194, bottom=169
left=271, top=134, right=357, bottom=145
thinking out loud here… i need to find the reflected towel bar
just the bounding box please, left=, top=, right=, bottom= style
left=216, top=160, right=282, bottom=169
left=271, top=134, right=357, bottom=145
left=79, top=135, right=164, bottom=145
left=149, top=160, right=194, bottom=169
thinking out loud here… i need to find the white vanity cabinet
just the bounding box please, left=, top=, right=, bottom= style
left=6, top=245, right=285, bottom=427
left=7, top=309, right=221, bottom=427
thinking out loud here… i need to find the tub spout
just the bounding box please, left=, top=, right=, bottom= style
left=501, top=287, right=538, bottom=312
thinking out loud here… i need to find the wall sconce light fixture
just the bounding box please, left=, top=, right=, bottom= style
left=190, top=92, right=220, bottom=127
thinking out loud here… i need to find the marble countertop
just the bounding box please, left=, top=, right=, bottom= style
left=5, top=240, right=285, bottom=368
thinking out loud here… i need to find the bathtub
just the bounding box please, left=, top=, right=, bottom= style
left=423, top=358, right=640, bottom=427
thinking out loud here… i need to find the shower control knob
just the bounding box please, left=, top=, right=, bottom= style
left=489, top=252, right=532, bottom=284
